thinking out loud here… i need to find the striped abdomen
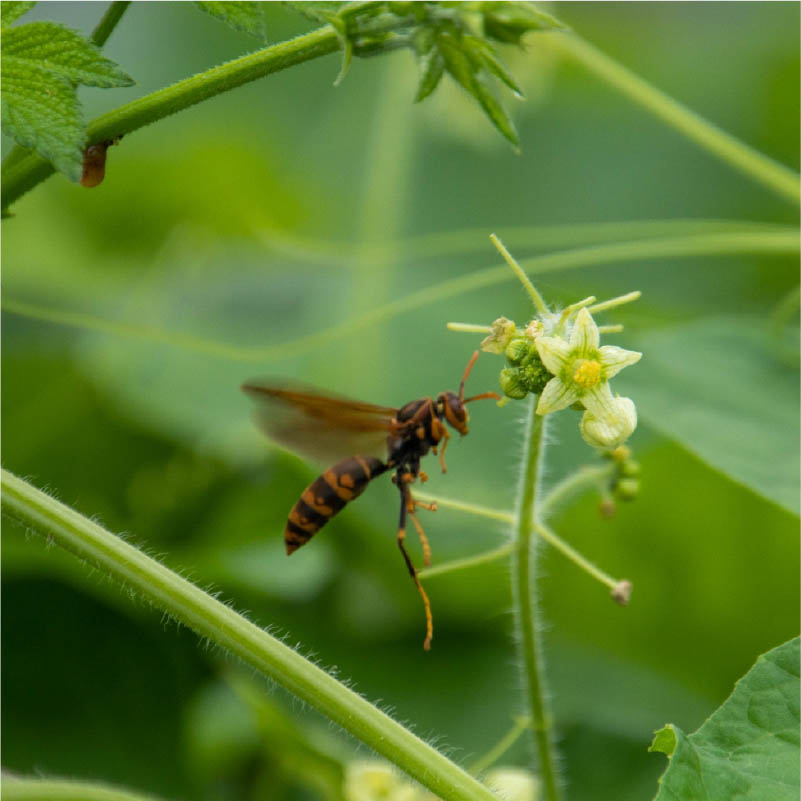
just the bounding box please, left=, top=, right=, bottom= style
left=284, top=455, right=387, bottom=555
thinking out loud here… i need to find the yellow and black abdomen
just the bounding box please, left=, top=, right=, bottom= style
left=284, top=455, right=387, bottom=554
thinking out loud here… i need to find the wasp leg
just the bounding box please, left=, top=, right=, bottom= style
left=397, top=481, right=433, bottom=650
left=437, top=426, right=451, bottom=473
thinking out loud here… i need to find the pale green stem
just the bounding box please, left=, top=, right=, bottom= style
left=413, top=491, right=514, bottom=524
left=469, top=716, right=532, bottom=775
left=540, top=465, right=614, bottom=517
left=415, top=465, right=619, bottom=593
left=512, top=405, right=562, bottom=801
left=597, top=324, right=623, bottom=334
left=418, top=544, right=515, bottom=580
left=534, top=521, right=618, bottom=593
left=447, top=323, right=494, bottom=334
left=4, top=230, right=796, bottom=362
left=0, top=777, right=164, bottom=801
left=254, top=219, right=795, bottom=267
left=588, top=291, right=642, bottom=314
left=490, top=234, right=549, bottom=314
left=0, top=469, right=500, bottom=801
left=548, top=32, right=801, bottom=206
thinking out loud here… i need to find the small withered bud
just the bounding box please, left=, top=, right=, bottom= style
left=611, top=580, right=633, bottom=606
left=599, top=497, right=616, bottom=519
left=481, top=316, right=517, bottom=354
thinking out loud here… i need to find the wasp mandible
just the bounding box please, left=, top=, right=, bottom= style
left=241, top=351, right=499, bottom=650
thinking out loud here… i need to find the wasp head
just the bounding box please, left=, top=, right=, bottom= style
left=437, top=391, right=469, bottom=435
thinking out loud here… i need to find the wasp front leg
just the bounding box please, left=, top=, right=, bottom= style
left=431, top=417, right=451, bottom=473
left=396, top=479, right=434, bottom=650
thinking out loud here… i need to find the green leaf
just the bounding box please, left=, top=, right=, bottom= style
left=1, top=20, right=134, bottom=181
left=414, top=47, right=445, bottom=102
left=619, top=317, right=800, bottom=515
left=3, top=22, right=134, bottom=87
left=437, top=33, right=519, bottom=147
left=196, top=1, right=269, bottom=40
left=1, top=62, right=83, bottom=181
left=0, top=1, right=35, bottom=27
left=650, top=637, right=800, bottom=801
left=470, top=38, right=523, bottom=97
left=479, top=1, right=565, bottom=44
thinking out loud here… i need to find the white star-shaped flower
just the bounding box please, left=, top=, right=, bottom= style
left=535, top=307, right=641, bottom=448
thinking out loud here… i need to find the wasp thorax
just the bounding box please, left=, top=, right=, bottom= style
left=438, top=391, right=469, bottom=434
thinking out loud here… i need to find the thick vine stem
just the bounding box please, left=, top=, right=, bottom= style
left=512, top=403, right=563, bottom=801
left=0, top=469, right=500, bottom=801
left=2, top=24, right=344, bottom=208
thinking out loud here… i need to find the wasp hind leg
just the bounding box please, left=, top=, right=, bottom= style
left=397, top=481, right=434, bottom=650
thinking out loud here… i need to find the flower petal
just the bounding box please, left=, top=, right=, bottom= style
left=536, top=376, right=580, bottom=415
left=580, top=396, right=637, bottom=449
left=569, top=307, right=599, bottom=353
left=580, top=382, right=618, bottom=421
left=535, top=336, right=571, bottom=375
left=599, top=345, right=642, bottom=379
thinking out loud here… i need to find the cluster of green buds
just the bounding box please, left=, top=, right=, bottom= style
left=480, top=316, right=551, bottom=399
left=598, top=445, right=642, bottom=517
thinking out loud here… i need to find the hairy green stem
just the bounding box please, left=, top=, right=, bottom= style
left=550, top=32, right=800, bottom=206
left=2, top=23, right=344, bottom=207
left=512, top=404, right=562, bottom=801
left=1, top=776, right=164, bottom=801
left=0, top=469, right=499, bottom=801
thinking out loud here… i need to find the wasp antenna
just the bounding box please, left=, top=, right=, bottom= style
left=463, top=390, right=502, bottom=404
left=458, top=351, right=480, bottom=402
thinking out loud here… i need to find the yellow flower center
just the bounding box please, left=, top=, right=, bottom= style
left=572, top=358, right=602, bottom=389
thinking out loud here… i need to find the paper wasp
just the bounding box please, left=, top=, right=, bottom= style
left=241, top=351, right=499, bottom=650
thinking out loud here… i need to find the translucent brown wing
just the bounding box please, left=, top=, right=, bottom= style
left=241, top=381, right=401, bottom=467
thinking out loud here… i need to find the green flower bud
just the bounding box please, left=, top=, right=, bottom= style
left=621, top=459, right=641, bottom=477
left=615, top=477, right=640, bottom=501
left=505, top=337, right=530, bottom=365
left=519, top=360, right=551, bottom=395
left=500, top=367, right=528, bottom=399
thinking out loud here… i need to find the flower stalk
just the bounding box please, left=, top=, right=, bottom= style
left=513, top=404, right=563, bottom=801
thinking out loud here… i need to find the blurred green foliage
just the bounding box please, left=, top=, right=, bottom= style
left=2, top=3, right=798, bottom=801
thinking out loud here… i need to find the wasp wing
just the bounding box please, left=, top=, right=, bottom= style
left=241, top=381, right=400, bottom=467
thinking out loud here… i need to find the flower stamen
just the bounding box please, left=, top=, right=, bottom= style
left=572, top=359, right=602, bottom=389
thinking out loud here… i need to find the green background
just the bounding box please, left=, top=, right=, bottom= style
left=2, top=3, right=798, bottom=801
